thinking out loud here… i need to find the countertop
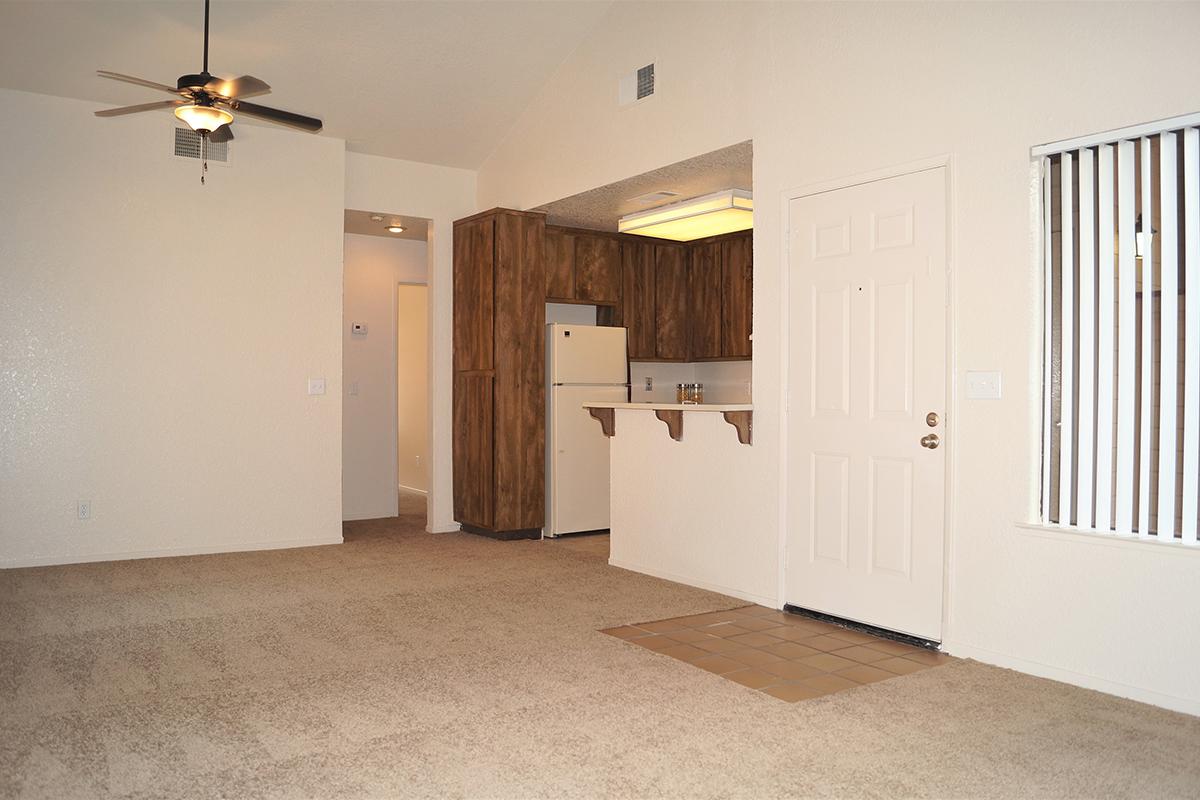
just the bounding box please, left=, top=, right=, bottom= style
left=582, top=402, right=753, bottom=412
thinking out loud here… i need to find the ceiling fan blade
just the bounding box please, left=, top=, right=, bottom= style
left=209, top=124, right=234, bottom=143
left=231, top=100, right=322, bottom=133
left=94, top=100, right=183, bottom=117
left=205, top=75, right=271, bottom=100
left=97, top=70, right=183, bottom=96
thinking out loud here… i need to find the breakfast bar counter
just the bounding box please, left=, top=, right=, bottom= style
left=582, top=402, right=753, bottom=445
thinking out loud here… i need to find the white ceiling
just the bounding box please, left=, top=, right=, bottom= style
left=0, top=1, right=613, bottom=169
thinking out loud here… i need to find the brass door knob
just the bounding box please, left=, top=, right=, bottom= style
left=920, top=433, right=940, bottom=449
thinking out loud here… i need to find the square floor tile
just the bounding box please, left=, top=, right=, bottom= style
left=760, top=660, right=825, bottom=681
left=724, top=647, right=786, bottom=668
left=829, top=645, right=893, bottom=664
left=724, top=668, right=780, bottom=689
left=658, top=643, right=711, bottom=662
left=875, top=656, right=929, bottom=675
left=796, top=635, right=852, bottom=652
left=726, top=632, right=786, bottom=648
left=692, top=654, right=745, bottom=675
left=601, top=626, right=650, bottom=640
left=761, top=641, right=822, bottom=660
left=836, top=664, right=896, bottom=684
left=797, top=652, right=859, bottom=672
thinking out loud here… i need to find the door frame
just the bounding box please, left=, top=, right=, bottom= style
left=777, top=154, right=958, bottom=641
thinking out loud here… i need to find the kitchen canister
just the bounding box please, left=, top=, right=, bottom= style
left=676, top=383, right=704, bottom=404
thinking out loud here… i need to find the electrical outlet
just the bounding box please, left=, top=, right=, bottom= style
left=644, top=376, right=653, bottom=391
left=77, top=501, right=91, bottom=520
left=307, top=377, right=326, bottom=396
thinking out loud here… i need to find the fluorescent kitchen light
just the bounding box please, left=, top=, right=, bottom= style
left=618, top=189, right=752, bottom=241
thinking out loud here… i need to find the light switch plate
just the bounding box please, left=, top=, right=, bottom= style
left=965, top=370, right=1002, bottom=399
left=307, top=378, right=326, bottom=396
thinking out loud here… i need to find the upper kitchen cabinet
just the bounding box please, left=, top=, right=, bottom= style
left=621, top=240, right=656, bottom=360
left=453, top=208, right=546, bottom=540
left=574, top=234, right=621, bottom=304
left=721, top=233, right=753, bottom=358
left=688, top=240, right=723, bottom=360
left=653, top=244, right=689, bottom=360
left=544, top=226, right=621, bottom=306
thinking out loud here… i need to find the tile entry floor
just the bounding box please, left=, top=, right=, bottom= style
left=602, top=604, right=955, bottom=702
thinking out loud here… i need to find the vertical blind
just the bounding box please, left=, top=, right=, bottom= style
left=1035, top=116, right=1200, bottom=543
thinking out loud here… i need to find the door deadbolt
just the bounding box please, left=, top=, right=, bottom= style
left=926, top=412, right=939, bottom=427
left=920, top=433, right=940, bottom=449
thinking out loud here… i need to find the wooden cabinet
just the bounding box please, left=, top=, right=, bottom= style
left=621, top=236, right=746, bottom=362
left=574, top=235, right=621, bottom=304
left=653, top=245, right=689, bottom=360
left=544, top=226, right=620, bottom=306
left=452, top=209, right=545, bottom=539
left=621, top=240, right=656, bottom=360
left=544, top=227, right=575, bottom=300
left=721, top=234, right=753, bottom=358
left=688, top=241, right=723, bottom=360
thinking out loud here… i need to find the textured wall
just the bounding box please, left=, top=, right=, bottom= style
left=0, top=88, right=346, bottom=565
left=476, top=1, right=1200, bottom=713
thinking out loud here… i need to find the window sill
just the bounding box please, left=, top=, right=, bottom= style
left=1015, top=522, right=1200, bottom=557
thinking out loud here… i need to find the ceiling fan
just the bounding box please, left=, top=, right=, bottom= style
left=93, top=0, right=322, bottom=174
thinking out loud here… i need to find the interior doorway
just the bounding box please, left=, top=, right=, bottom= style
left=784, top=166, right=949, bottom=641
left=342, top=209, right=430, bottom=523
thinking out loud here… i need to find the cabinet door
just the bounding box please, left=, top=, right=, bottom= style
left=574, top=234, right=621, bottom=305
left=654, top=245, right=688, bottom=360
left=721, top=234, right=753, bottom=357
left=622, top=241, right=656, bottom=360
left=544, top=227, right=575, bottom=300
left=689, top=241, right=723, bottom=360
left=453, top=217, right=494, bottom=372
left=453, top=372, right=494, bottom=529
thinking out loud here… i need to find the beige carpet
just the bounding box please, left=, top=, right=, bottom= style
left=2, top=495, right=1198, bottom=799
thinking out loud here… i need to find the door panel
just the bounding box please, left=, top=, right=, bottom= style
left=689, top=241, right=722, bottom=359
left=544, top=227, right=575, bottom=300
left=654, top=245, right=688, bottom=360
left=453, top=372, right=494, bottom=529
left=721, top=234, right=753, bottom=357
left=786, top=167, right=947, bottom=641
left=453, top=218, right=494, bottom=372
left=547, top=384, right=626, bottom=536
left=622, top=242, right=656, bottom=360
left=574, top=234, right=621, bottom=304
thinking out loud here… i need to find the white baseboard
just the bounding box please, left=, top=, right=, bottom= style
left=942, top=639, right=1200, bottom=717
left=608, top=557, right=776, bottom=608
left=427, top=521, right=461, bottom=534
left=1, top=535, right=345, bottom=570
left=397, top=484, right=428, bottom=496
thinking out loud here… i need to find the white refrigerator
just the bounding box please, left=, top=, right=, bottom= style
left=545, top=324, right=628, bottom=537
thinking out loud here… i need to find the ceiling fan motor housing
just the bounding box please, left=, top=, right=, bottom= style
left=177, top=73, right=213, bottom=93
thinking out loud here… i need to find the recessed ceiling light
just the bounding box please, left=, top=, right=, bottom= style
left=387, top=225, right=405, bottom=234
left=369, top=214, right=384, bottom=222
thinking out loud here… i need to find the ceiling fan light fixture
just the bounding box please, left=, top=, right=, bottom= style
left=174, top=102, right=233, bottom=133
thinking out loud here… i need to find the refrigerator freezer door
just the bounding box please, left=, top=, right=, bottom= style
left=547, top=384, right=627, bottom=536
left=548, top=324, right=628, bottom=385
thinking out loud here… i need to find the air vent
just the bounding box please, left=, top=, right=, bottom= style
left=636, top=63, right=655, bottom=99
left=619, top=62, right=656, bottom=106
left=627, top=190, right=680, bottom=206
left=173, top=127, right=228, bottom=162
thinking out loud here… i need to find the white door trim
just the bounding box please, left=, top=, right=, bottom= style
left=777, top=154, right=958, bottom=642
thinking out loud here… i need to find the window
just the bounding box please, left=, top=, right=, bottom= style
left=1035, top=115, right=1199, bottom=543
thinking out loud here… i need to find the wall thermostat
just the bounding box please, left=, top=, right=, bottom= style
left=352, top=323, right=368, bottom=336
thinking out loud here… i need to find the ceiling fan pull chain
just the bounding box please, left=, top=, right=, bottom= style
left=201, top=131, right=208, bottom=185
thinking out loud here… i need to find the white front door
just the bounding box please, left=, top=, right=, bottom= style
left=785, top=167, right=948, bottom=641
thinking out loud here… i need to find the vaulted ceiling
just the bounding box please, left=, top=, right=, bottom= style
left=0, top=1, right=613, bottom=168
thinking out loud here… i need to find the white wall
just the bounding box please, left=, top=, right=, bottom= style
left=476, top=2, right=1200, bottom=713
left=344, top=153, right=477, bottom=533
left=342, top=233, right=426, bottom=519
left=0, top=88, right=346, bottom=566
left=631, top=361, right=752, bottom=404
left=396, top=284, right=429, bottom=494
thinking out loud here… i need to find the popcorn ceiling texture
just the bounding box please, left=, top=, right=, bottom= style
left=2, top=493, right=1198, bottom=798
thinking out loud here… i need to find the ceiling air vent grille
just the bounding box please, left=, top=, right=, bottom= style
left=636, top=63, right=655, bottom=99
left=173, top=127, right=228, bottom=162
left=619, top=62, right=656, bottom=106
